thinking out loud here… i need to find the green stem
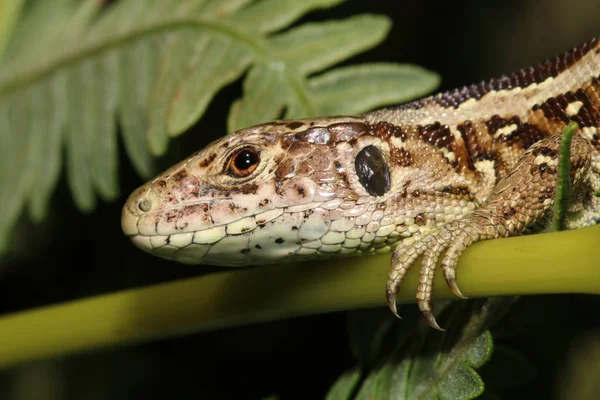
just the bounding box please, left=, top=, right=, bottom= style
left=0, top=224, right=599, bottom=370
left=553, top=121, right=579, bottom=231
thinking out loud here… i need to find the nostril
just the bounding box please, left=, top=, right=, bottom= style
left=139, top=199, right=152, bottom=212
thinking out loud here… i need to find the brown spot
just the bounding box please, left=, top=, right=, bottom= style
left=371, top=121, right=406, bottom=141
left=182, top=203, right=209, bottom=217
left=415, top=213, right=426, bottom=225
left=172, top=171, right=187, bottom=182
left=164, top=210, right=178, bottom=223
left=412, top=190, right=420, bottom=198
left=399, top=180, right=412, bottom=198
left=391, top=147, right=413, bottom=167
left=199, top=153, right=216, bottom=168
left=259, top=199, right=270, bottom=207
left=286, top=121, right=304, bottom=130
left=532, top=146, right=558, bottom=158
left=239, top=183, right=259, bottom=195
left=418, top=122, right=454, bottom=148
left=163, top=192, right=178, bottom=205
left=485, top=115, right=521, bottom=135
left=442, top=184, right=474, bottom=199
left=534, top=95, right=572, bottom=124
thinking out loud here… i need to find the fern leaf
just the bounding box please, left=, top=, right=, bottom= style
left=0, top=0, right=439, bottom=253
left=328, top=298, right=519, bottom=400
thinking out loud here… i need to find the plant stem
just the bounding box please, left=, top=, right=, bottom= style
left=0, top=224, right=599, bottom=370
left=553, top=121, right=579, bottom=231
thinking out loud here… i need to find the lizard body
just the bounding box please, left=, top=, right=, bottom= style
left=122, top=38, right=600, bottom=329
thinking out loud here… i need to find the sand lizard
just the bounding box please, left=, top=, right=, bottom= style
left=121, top=38, right=600, bottom=329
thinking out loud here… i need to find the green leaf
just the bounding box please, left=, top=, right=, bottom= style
left=326, top=366, right=363, bottom=400
left=329, top=298, right=519, bottom=400
left=0, top=0, right=439, bottom=253
left=309, top=63, right=440, bottom=116
left=268, top=15, right=391, bottom=76
left=0, top=0, right=26, bottom=59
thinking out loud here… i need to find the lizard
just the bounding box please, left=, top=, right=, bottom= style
left=121, top=38, right=600, bottom=330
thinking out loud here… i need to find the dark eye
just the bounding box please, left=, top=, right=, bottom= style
left=355, top=145, right=390, bottom=196
left=227, top=147, right=261, bottom=177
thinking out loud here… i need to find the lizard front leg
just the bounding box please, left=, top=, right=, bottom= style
left=386, top=133, right=594, bottom=330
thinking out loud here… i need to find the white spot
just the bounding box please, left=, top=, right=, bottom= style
left=582, top=126, right=597, bottom=140
left=565, top=101, right=583, bottom=116
left=474, top=159, right=496, bottom=178
left=493, top=124, right=518, bottom=138
left=441, top=147, right=456, bottom=162
left=533, top=155, right=553, bottom=165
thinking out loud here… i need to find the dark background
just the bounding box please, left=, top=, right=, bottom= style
left=1, top=0, right=599, bottom=398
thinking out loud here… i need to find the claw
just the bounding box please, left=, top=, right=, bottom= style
left=422, top=310, right=445, bottom=331
left=446, top=276, right=468, bottom=299
left=386, top=286, right=402, bottom=318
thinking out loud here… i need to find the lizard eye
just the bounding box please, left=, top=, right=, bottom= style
left=227, top=147, right=261, bottom=178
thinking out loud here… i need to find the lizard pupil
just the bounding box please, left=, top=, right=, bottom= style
left=355, top=145, right=390, bottom=197
left=228, top=148, right=260, bottom=177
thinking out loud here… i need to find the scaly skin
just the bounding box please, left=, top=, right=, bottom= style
left=122, top=38, right=600, bottom=329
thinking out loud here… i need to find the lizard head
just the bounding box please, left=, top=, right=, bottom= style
left=122, top=117, right=401, bottom=266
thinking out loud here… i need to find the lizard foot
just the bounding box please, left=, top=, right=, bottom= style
left=386, top=220, right=489, bottom=331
